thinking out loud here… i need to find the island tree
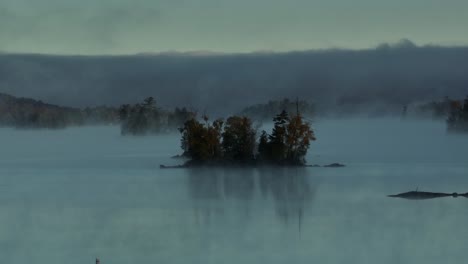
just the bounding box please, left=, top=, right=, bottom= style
left=222, top=116, right=256, bottom=163
left=259, top=110, right=315, bottom=165
left=179, top=117, right=224, bottom=164
left=179, top=110, right=315, bottom=167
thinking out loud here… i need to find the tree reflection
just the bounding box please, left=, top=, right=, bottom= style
left=259, top=167, right=314, bottom=229
left=187, top=167, right=315, bottom=228
left=187, top=168, right=225, bottom=226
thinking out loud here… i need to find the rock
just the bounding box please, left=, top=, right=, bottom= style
left=324, top=163, right=345, bottom=168
left=160, top=164, right=186, bottom=169
left=388, top=191, right=468, bottom=200
left=171, top=153, right=190, bottom=159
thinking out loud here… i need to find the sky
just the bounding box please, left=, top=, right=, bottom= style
left=1, top=0, right=468, bottom=55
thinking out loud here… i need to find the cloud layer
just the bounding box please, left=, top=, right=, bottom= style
left=1, top=0, right=468, bottom=54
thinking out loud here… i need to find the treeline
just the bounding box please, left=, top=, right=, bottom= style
left=178, top=110, right=315, bottom=166
left=0, top=93, right=118, bottom=129
left=0, top=93, right=195, bottom=132
left=119, top=97, right=196, bottom=135
left=413, top=97, right=454, bottom=119
left=409, top=95, right=468, bottom=133
left=447, top=96, right=468, bottom=133
left=239, top=98, right=315, bottom=121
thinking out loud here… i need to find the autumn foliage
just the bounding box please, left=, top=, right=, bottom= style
left=179, top=117, right=224, bottom=163
left=180, top=110, right=315, bottom=166
left=258, top=110, right=316, bottom=165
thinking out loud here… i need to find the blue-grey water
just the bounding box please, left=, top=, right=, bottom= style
left=1, top=119, right=467, bottom=264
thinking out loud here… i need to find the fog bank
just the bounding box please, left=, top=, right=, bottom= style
left=1, top=42, right=468, bottom=115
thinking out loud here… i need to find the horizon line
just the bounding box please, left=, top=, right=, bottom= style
left=2, top=40, right=468, bottom=57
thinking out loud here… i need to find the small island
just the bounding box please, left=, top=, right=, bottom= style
left=163, top=108, right=318, bottom=168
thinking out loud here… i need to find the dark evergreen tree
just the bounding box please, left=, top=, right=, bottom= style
left=268, top=110, right=290, bottom=163
left=222, top=116, right=256, bottom=162
left=257, top=130, right=270, bottom=161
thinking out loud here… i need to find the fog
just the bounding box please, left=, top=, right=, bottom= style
left=1, top=119, right=467, bottom=263
left=1, top=41, right=468, bottom=115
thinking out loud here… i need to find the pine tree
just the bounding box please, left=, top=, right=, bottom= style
left=257, top=130, right=270, bottom=161
left=268, top=110, right=289, bottom=163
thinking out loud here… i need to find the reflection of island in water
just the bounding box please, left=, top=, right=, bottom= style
left=187, top=167, right=315, bottom=228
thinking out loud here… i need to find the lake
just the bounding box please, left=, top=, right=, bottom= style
left=0, top=118, right=467, bottom=264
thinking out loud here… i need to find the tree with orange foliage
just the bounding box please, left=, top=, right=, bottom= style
left=178, top=110, right=315, bottom=166
left=258, top=110, right=315, bottom=165
left=285, top=114, right=316, bottom=165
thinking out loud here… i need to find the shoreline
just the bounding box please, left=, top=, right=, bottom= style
left=160, top=162, right=345, bottom=169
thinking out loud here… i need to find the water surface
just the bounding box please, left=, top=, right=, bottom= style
left=1, top=119, right=467, bottom=264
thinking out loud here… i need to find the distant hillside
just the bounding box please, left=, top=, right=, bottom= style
left=1, top=44, right=468, bottom=116
left=0, top=93, right=195, bottom=132
left=0, top=93, right=118, bottom=129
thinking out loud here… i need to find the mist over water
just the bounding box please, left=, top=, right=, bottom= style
left=2, top=44, right=468, bottom=116
left=1, top=119, right=468, bottom=264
